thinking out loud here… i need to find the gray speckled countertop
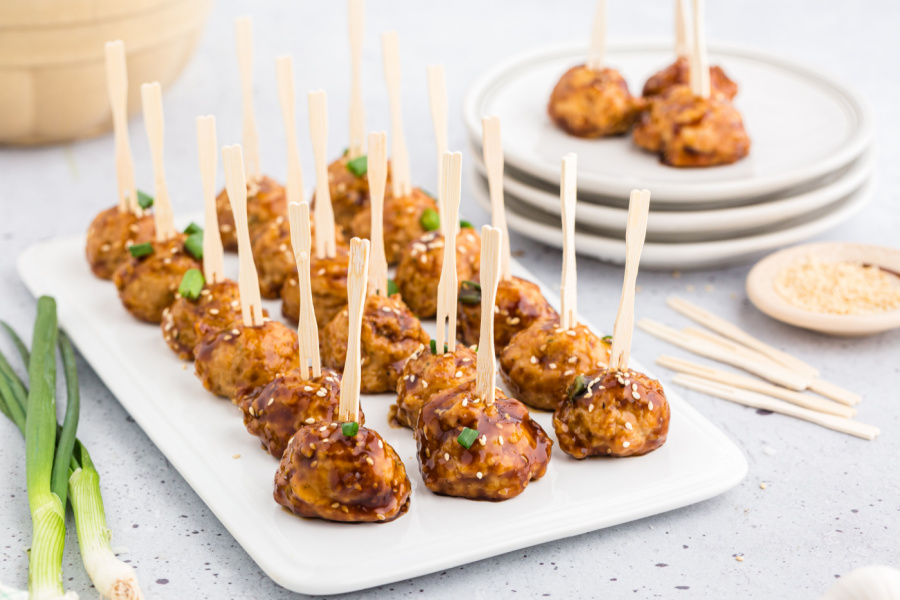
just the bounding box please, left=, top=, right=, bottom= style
left=2, top=1, right=899, bottom=598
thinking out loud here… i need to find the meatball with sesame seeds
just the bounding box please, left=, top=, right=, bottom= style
left=548, top=65, right=644, bottom=138
left=216, top=175, right=286, bottom=252
left=274, top=422, right=411, bottom=523
left=415, top=384, right=552, bottom=501
left=315, top=154, right=392, bottom=234
left=281, top=243, right=350, bottom=330
left=349, top=188, right=438, bottom=264
left=85, top=206, right=155, bottom=280
left=553, top=368, right=670, bottom=458
left=393, top=343, right=477, bottom=429
left=113, top=234, right=202, bottom=324
left=499, top=318, right=611, bottom=411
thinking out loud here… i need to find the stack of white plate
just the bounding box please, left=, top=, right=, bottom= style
left=462, top=40, right=876, bottom=269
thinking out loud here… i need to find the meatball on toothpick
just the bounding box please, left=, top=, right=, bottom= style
left=239, top=202, right=355, bottom=458
left=394, top=152, right=478, bottom=429
left=457, top=117, right=557, bottom=352
left=416, top=226, right=552, bottom=501
left=281, top=90, right=351, bottom=329
left=321, top=133, right=429, bottom=393
left=215, top=17, right=287, bottom=251
left=86, top=41, right=155, bottom=280
left=161, top=116, right=247, bottom=359
left=195, top=145, right=298, bottom=401
left=547, top=0, right=643, bottom=138
left=113, top=83, right=201, bottom=324
left=554, top=190, right=670, bottom=458
left=274, top=238, right=412, bottom=523
left=500, top=155, right=610, bottom=410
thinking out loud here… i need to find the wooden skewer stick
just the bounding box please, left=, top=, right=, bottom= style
left=481, top=116, right=511, bottom=280
left=308, top=90, right=338, bottom=259
left=559, top=153, right=578, bottom=330
left=656, top=356, right=856, bottom=418
left=674, top=0, right=691, bottom=59
left=666, top=296, right=820, bottom=378
left=381, top=31, right=412, bottom=198
left=235, top=16, right=261, bottom=180
left=347, top=0, right=366, bottom=158
left=476, top=226, right=503, bottom=406
left=339, top=238, right=370, bottom=423
left=197, top=116, right=225, bottom=285
left=140, top=82, right=175, bottom=241
left=689, top=0, right=711, bottom=97
left=276, top=56, right=305, bottom=209
left=289, top=202, right=322, bottom=381
left=673, top=374, right=879, bottom=441
left=586, top=0, right=606, bottom=71
left=222, top=144, right=264, bottom=327
left=427, top=64, right=448, bottom=191
left=367, top=131, right=389, bottom=296
left=609, top=189, right=652, bottom=371
left=436, top=152, right=462, bottom=355
left=104, top=41, right=138, bottom=214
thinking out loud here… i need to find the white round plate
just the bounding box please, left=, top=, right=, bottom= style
left=469, top=171, right=876, bottom=270
left=469, top=146, right=875, bottom=243
left=463, top=39, right=874, bottom=204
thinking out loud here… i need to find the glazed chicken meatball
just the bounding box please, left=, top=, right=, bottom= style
left=457, top=276, right=558, bottom=354
left=318, top=154, right=391, bottom=234
left=321, top=294, right=429, bottom=394
left=194, top=319, right=298, bottom=401
left=160, top=279, right=248, bottom=360
left=113, top=234, right=202, bottom=324
left=393, top=343, right=477, bottom=429
left=216, top=175, right=286, bottom=251
left=85, top=206, right=155, bottom=280
left=553, top=368, right=670, bottom=458
left=499, top=319, right=611, bottom=411
left=632, top=84, right=751, bottom=167
left=642, top=56, right=738, bottom=100
left=239, top=367, right=361, bottom=458
left=548, top=65, right=644, bottom=138
left=349, top=188, right=438, bottom=264
left=416, top=385, right=552, bottom=501
left=394, top=227, right=481, bottom=318
left=281, top=243, right=350, bottom=329
left=274, top=422, right=411, bottom=523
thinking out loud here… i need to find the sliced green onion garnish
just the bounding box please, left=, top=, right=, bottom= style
left=137, top=190, right=154, bottom=209
left=458, top=280, right=482, bottom=306
left=183, top=222, right=203, bottom=235
left=460, top=219, right=474, bottom=229
left=178, top=269, right=205, bottom=300
left=601, top=335, right=612, bottom=344
left=342, top=421, right=359, bottom=437
left=457, top=427, right=479, bottom=449
left=185, top=231, right=204, bottom=260
left=129, top=242, right=153, bottom=258
left=387, top=279, right=399, bottom=296
left=420, top=208, right=440, bottom=232
left=346, top=155, right=368, bottom=177
left=567, top=374, right=587, bottom=401
left=429, top=339, right=437, bottom=354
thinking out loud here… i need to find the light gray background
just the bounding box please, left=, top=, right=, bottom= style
left=1, top=1, right=898, bottom=598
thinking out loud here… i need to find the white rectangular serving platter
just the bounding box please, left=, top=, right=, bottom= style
left=18, top=233, right=747, bottom=595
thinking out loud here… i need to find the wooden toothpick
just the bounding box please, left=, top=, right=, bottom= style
left=235, top=16, right=261, bottom=180
left=197, top=115, right=225, bottom=284
left=339, top=238, right=370, bottom=423
left=104, top=41, right=138, bottom=214
left=381, top=31, right=412, bottom=198
left=586, top=0, right=606, bottom=71
left=140, top=82, right=175, bottom=241
left=609, top=189, right=651, bottom=371
left=308, top=90, right=337, bottom=259
left=689, top=0, right=711, bottom=98
left=427, top=64, right=448, bottom=190
left=559, top=153, right=578, bottom=330
left=367, top=131, right=389, bottom=296
left=675, top=0, right=691, bottom=59
left=222, top=144, right=265, bottom=327
left=348, top=0, right=366, bottom=158
left=276, top=56, right=305, bottom=209
left=436, top=152, right=462, bottom=355
left=482, top=116, right=512, bottom=280
left=289, top=202, right=322, bottom=380
left=476, top=225, right=502, bottom=406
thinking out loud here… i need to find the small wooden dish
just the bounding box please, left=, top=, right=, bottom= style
left=746, top=242, right=900, bottom=336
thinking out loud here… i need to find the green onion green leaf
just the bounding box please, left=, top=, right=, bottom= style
left=341, top=421, right=359, bottom=437
left=458, top=280, right=482, bottom=306
left=460, top=219, right=474, bottom=229
left=601, top=335, right=613, bottom=344
left=178, top=269, right=205, bottom=301
left=128, top=242, right=153, bottom=258
left=137, top=190, right=154, bottom=209
left=185, top=231, right=204, bottom=260
left=183, top=222, right=203, bottom=235
left=567, top=374, right=587, bottom=401
left=346, top=155, right=368, bottom=177
left=457, top=427, right=479, bottom=449
left=387, top=279, right=399, bottom=296
left=420, top=208, right=440, bottom=232
left=429, top=339, right=437, bottom=354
